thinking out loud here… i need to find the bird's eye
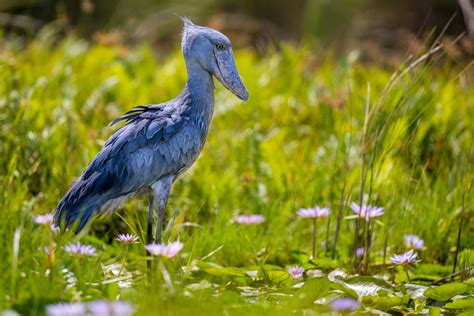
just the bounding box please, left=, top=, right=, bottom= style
left=215, top=43, right=225, bottom=50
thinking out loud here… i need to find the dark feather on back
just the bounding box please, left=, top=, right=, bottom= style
left=110, top=104, right=163, bottom=126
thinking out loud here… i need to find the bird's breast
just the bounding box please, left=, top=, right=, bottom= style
left=155, top=118, right=209, bottom=178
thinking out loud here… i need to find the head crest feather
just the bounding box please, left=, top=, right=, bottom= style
left=180, top=16, right=195, bottom=28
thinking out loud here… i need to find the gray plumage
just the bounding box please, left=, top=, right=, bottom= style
left=54, top=18, right=248, bottom=241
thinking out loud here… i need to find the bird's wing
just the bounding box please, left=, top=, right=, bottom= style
left=83, top=103, right=186, bottom=181
left=55, top=101, right=189, bottom=231
left=109, top=104, right=162, bottom=126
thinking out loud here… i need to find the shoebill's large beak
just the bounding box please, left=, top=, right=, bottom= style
left=213, top=48, right=249, bottom=101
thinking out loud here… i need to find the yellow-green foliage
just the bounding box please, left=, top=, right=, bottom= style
left=0, top=36, right=472, bottom=314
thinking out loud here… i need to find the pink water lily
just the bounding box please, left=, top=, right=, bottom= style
left=50, top=224, right=60, bottom=234
left=331, top=298, right=359, bottom=312
left=390, top=249, right=418, bottom=265
left=145, top=241, right=183, bottom=258
left=355, top=247, right=365, bottom=257
left=404, top=234, right=424, bottom=250
left=350, top=203, right=384, bottom=221
left=64, top=242, right=97, bottom=256
left=287, top=266, right=305, bottom=279
left=233, top=214, right=265, bottom=224
left=297, top=205, right=330, bottom=219
left=46, top=300, right=134, bottom=316
left=88, top=300, right=134, bottom=316
left=33, top=213, right=54, bottom=225
left=297, top=205, right=330, bottom=259
left=46, top=302, right=86, bottom=316
left=116, top=233, right=139, bottom=245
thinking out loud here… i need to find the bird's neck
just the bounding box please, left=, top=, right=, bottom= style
left=185, top=65, right=215, bottom=106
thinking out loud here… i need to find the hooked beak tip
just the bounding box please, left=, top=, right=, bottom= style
left=213, top=58, right=249, bottom=101
left=237, top=90, right=249, bottom=101
left=215, top=72, right=249, bottom=101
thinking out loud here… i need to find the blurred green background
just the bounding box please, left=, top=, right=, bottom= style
left=1, top=0, right=472, bottom=63
left=0, top=1, right=473, bottom=314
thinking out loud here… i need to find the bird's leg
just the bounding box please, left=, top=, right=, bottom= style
left=155, top=198, right=168, bottom=244
left=151, top=177, right=173, bottom=244
left=147, top=195, right=154, bottom=245
left=146, top=195, right=154, bottom=271
left=155, top=189, right=172, bottom=244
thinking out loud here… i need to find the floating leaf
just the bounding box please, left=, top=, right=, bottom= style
left=264, top=270, right=292, bottom=286
left=196, top=261, right=246, bottom=278
left=424, top=283, right=470, bottom=302
left=308, top=303, right=333, bottom=313
left=444, top=297, right=474, bottom=310
left=238, top=286, right=265, bottom=297
left=260, top=265, right=293, bottom=286
left=329, top=281, right=358, bottom=299
left=363, top=294, right=410, bottom=311
left=288, top=277, right=331, bottom=308
left=186, top=280, right=214, bottom=291
left=343, top=276, right=393, bottom=297
left=428, top=306, right=442, bottom=315
left=405, top=284, right=429, bottom=300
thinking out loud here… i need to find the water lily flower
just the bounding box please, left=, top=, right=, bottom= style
left=33, top=213, right=54, bottom=225
left=145, top=241, right=183, bottom=258
left=297, top=205, right=329, bottom=259
left=88, top=301, right=109, bottom=315
left=350, top=203, right=384, bottom=221
left=297, top=205, right=330, bottom=218
left=41, top=243, right=56, bottom=255
left=404, top=234, right=424, bottom=250
left=330, top=298, right=359, bottom=312
left=110, top=301, right=134, bottom=316
left=64, top=242, right=97, bottom=256
left=116, top=233, right=139, bottom=245
left=89, top=300, right=134, bottom=316
left=46, top=302, right=86, bottom=316
left=232, top=214, right=265, bottom=224
left=390, top=249, right=418, bottom=265
left=50, top=224, right=60, bottom=234
left=33, top=213, right=59, bottom=234
left=46, top=300, right=134, bottom=316
left=287, top=266, right=305, bottom=279
left=355, top=247, right=365, bottom=257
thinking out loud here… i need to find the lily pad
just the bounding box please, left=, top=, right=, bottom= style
left=343, top=276, right=393, bottom=297
left=405, top=284, right=429, bottom=300
left=424, top=283, right=470, bottom=302
left=444, top=297, right=474, bottom=310
left=260, top=265, right=294, bottom=286
left=264, top=269, right=292, bottom=286
left=289, top=277, right=331, bottom=308
left=329, top=281, right=359, bottom=299
left=196, top=261, right=246, bottom=278
left=186, top=280, right=214, bottom=291
left=363, top=294, right=410, bottom=311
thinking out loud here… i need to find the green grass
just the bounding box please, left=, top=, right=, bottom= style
left=0, top=34, right=473, bottom=315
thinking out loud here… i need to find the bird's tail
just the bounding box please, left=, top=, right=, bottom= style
left=54, top=175, right=107, bottom=233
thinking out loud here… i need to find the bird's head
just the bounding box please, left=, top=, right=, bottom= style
left=181, top=17, right=249, bottom=101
